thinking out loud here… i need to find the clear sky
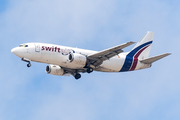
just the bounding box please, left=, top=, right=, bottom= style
left=0, top=0, right=179, bottom=120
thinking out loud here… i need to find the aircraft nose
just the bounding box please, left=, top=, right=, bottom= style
left=11, top=47, right=20, bottom=56
left=11, top=47, right=26, bottom=58
left=11, top=48, right=16, bottom=53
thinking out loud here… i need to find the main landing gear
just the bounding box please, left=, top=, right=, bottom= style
left=21, top=58, right=31, bottom=68
left=74, top=73, right=81, bottom=80
left=87, top=67, right=93, bottom=73
left=74, top=67, right=93, bottom=80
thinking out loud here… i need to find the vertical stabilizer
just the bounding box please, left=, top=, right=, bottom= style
left=120, top=31, right=154, bottom=72
left=128, top=31, right=154, bottom=59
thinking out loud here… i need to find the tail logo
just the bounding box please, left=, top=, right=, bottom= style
left=120, top=41, right=152, bottom=72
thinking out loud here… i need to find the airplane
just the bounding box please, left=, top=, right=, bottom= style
left=11, top=31, right=171, bottom=79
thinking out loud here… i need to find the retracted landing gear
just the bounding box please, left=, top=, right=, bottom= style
left=87, top=67, right=93, bottom=73
left=21, top=58, right=31, bottom=68
left=74, top=73, right=81, bottom=80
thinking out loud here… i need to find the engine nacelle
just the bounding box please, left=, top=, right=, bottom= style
left=46, top=65, right=65, bottom=76
left=68, top=53, right=87, bottom=68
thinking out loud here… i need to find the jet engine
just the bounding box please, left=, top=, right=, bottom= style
left=46, top=65, right=65, bottom=76
left=68, top=53, right=87, bottom=68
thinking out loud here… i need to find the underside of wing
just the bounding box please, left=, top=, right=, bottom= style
left=62, top=67, right=87, bottom=74
left=87, top=41, right=135, bottom=67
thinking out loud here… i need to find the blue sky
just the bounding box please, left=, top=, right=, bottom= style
left=0, top=0, right=179, bottom=120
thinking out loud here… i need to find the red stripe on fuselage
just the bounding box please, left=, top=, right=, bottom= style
left=129, top=45, right=149, bottom=71
left=129, top=58, right=138, bottom=71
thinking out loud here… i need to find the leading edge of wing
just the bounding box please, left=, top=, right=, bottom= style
left=87, top=41, right=135, bottom=61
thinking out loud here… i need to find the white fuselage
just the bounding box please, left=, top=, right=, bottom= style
left=11, top=32, right=171, bottom=79
left=11, top=43, right=150, bottom=72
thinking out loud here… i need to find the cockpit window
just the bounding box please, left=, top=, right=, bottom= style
left=19, top=44, right=28, bottom=47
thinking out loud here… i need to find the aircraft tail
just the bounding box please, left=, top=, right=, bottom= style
left=127, top=31, right=154, bottom=59
left=120, top=31, right=170, bottom=72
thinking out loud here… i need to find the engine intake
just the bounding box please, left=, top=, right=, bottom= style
left=46, top=65, right=64, bottom=76
left=68, top=54, right=74, bottom=62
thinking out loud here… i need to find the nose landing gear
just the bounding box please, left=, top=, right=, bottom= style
left=27, top=62, right=31, bottom=67
left=21, top=58, right=31, bottom=68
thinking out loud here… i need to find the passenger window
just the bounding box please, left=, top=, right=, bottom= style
left=25, top=45, right=28, bottom=47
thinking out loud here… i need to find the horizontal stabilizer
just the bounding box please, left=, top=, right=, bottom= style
left=140, top=53, right=171, bottom=64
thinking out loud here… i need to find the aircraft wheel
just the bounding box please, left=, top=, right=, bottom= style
left=87, top=67, right=93, bottom=73
left=27, top=63, right=31, bottom=67
left=75, top=73, right=81, bottom=80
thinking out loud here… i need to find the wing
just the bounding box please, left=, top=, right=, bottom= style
left=87, top=41, right=135, bottom=67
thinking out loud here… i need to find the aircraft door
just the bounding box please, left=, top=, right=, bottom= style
left=35, top=43, right=40, bottom=52
left=34, top=43, right=41, bottom=60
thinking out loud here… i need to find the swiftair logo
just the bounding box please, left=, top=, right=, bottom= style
left=41, top=46, right=75, bottom=55
left=42, top=46, right=60, bottom=52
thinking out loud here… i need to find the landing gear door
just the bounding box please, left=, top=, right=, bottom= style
left=35, top=43, right=40, bottom=52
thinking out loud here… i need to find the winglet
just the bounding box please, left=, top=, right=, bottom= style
left=140, top=53, right=171, bottom=64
